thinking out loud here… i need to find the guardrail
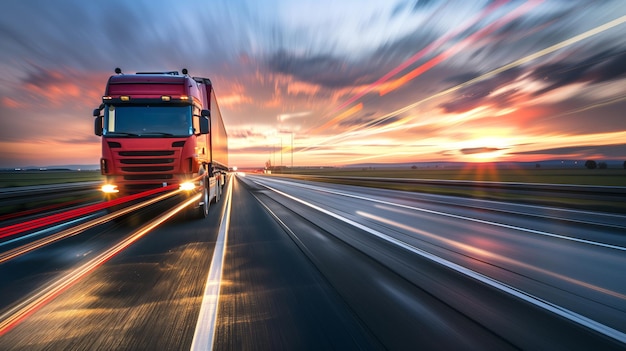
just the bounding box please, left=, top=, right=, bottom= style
left=308, top=175, right=626, bottom=195
left=279, top=174, right=626, bottom=212
left=0, top=181, right=102, bottom=208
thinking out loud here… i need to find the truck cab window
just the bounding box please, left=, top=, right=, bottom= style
left=104, top=105, right=193, bottom=137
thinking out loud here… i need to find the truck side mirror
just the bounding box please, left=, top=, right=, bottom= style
left=94, top=116, right=103, bottom=136
left=199, top=116, right=210, bottom=134
left=93, top=104, right=104, bottom=117
left=201, top=109, right=210, bottom=117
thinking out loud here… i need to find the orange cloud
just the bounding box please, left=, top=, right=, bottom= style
left=1, top=97, right=22, bottom=109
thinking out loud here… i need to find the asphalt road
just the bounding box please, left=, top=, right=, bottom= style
left=0, top=174, right=625, bottom=350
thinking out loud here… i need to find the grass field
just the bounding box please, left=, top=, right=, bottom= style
left=0, top=170, right=103, bottom=188
left=0, top=171, right=104, bottom=217
left=275, top=166, right=626, bottom=186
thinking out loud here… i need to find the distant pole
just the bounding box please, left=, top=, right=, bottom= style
left=281, top=138, right=283, bottom=167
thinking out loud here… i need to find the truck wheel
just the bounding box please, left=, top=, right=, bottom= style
left=196, top=181, right=209, bottom=219
left=215, top=180, right=221, bottom=202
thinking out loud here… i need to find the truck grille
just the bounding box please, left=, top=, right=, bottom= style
left=121, top=166, right=174, bottom=172
left=120, top=158, right=175, bottom=164
left=114, top=149, right=181, bottom=192
left=124, top=174, right=173, bottom=181
left=119, top=151, right=175, bottom=156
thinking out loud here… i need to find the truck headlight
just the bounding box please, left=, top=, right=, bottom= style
left=101, top=184, right=119, bottom=193
left=179, top=182, right=196, bottom=191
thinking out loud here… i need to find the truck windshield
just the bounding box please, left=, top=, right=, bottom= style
left=103, top=105, right=193, bottom=137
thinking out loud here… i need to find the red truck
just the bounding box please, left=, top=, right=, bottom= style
left=93, top=68, right=228, bottom=218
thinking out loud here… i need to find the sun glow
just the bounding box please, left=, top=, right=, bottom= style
left=459, top=135, right=513, bottom=162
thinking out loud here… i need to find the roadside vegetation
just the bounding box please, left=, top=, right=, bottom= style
left=0, top=170, right=103, bottom=188
left=0, top=171, right=103, bottom=217
left=271, top=166, right=626, bottom=186
left=267, top=165, right=626, bottom=213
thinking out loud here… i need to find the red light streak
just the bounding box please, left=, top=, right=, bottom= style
left=325, top=0, right=509, bottom=116
left=380, top=0, right=542, bottom=95
left=0, top=184, right=179, bottom=240
left=0, top=194, right=101, bottom=222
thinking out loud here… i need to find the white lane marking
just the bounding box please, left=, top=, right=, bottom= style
left=251, top=177, right=626, bottom=252
left=255, top=181, right=626, bottom=345
left=190, top=176, right=233, bottom=351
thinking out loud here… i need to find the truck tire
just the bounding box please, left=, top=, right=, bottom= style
left=196, top=180, right=209, bottom=219
left=215, top=179, right=221, bottom=202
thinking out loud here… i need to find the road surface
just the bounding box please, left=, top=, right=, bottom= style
left=0, top=174, right=624, bottom=350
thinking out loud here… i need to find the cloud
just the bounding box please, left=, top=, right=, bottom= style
left=511, top=143, right=626, bottom=158
left=228, top=129, right=269, bottom=139
left=530, top=49, right=626, bottom=97
left=338, top=113, right=403, bottom=129
left=267, top=50, right=381, bottom=88
left=277, top=111, right=311, bottom=122
left=438, top=67, right=524, bottom=113
left=460, top=147, right=507, bottom=155
left=1, top=1, right=626, bottom=168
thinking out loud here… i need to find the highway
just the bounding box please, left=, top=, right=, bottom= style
left=0, top=174, right=625, bottom=350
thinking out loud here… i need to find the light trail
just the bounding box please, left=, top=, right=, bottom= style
left=359, top=209, right=626, bottom=301
left=298, top=14, right=626, bottom=156
left=0, top=194, right=100, bottom=222
left=545, top=95, right=626, bottom=120
left=0, top=193, right=200, bottom=336
left=253, top=178, right=626, bottom=344
left=0, top=189, right=182, bottom=264
left=252, top=176, right=626, bottom=252
left=0, top=184, right=179, bottom=239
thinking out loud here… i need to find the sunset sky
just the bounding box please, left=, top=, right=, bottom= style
left=1, top=0, right=625, bottom=169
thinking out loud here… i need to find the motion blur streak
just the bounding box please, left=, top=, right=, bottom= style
left=358, top=210, right=626, bottom=301
left=191, top=176, right=233, bottom=351
left=0, top=194, right=101, bottom=222
left=287, top=180, right=626, bottom=251
left=394, top=14, right=626, bottom=115
left=0, top=189, right=182, bottom=264
left=379, top=0, right=540, bottom=95
left=256, top=181, right=626, bottom=344
left=299, top=14, right=626, bottom=155
left=0, top=192, right=201, bottom=336
left=325, top=0, right=508, bottom=116
left=0, top=184, right=179, bottom=239
left=311, top=103, right=362, bottom=134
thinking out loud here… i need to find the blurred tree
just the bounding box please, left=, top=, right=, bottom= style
left=598, top=161, right=608, bottom=169
left=584, top=160, right=597, bottom=169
